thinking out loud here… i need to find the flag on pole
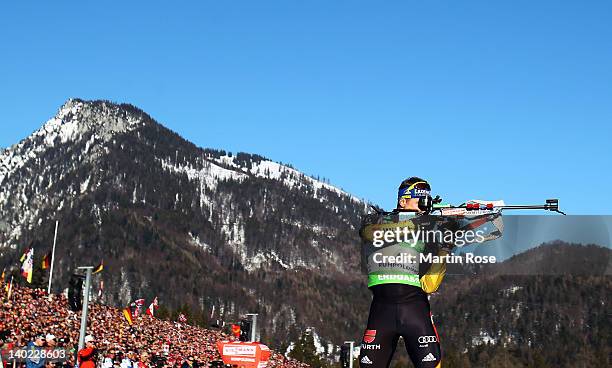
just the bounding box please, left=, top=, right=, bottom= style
left=122, top=307, right=134, bottom=326
left=178, top=313, right=187, bottom=323
left=42, top=252, right=52, bottom=270
left=19, top=247, right=30, bottom=262
left=93, top=261, right=104, bottom=274
left=20, top=248, right=34, bottom=283
left=146, top=297, right=159, bottom=317
left=1, top=268, right=5, bottom=281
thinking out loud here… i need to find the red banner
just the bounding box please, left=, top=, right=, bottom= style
left=216, top=341, right=271, bottom=368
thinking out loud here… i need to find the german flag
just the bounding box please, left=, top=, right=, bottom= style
left=42, top=253, right=51, bottom=270
left=93, top=261, right=104, bottom=274
left=122, top=307, right=133, bottom=326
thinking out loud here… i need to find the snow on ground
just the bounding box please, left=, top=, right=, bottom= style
left=247, top=158, right=362, bottom=204
left=471, top=330, right=497, bottom=346
left=501, top=285, right=523, bottom=296
left=158, top=157, right=248, bottom=191
left=200, top=154, right=364, bottom=205
left=188, top=232, right=211, bottom=252
left=243, top=250, right=309, bottom=272
left=285, top=327, right=328, bottom=356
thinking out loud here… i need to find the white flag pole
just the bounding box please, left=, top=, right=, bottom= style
left=47, top=220, right=59, bottom=297
left=7, top=276, right=14, bottom=301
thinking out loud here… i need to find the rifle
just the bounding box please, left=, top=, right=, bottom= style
left=421, top=197, right=566, bottom=215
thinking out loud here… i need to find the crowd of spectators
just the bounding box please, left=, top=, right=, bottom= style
left=0, top=282, right=308, bottom=368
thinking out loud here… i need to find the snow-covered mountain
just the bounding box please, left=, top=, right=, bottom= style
left=0, top=100, right=147, bottom=241
left=0, top=99, right=371, bottom=345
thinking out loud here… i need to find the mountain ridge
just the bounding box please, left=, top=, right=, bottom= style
left=1, top=98, right=360, bottom=199
left=0, top=99, right=370, bottom=347
left=0, top=99, right=365, bottom=249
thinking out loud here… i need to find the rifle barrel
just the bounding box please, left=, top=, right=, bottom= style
left=499, top=205, right=550, bottom=210
left=440, top=199, right=565, bottom=215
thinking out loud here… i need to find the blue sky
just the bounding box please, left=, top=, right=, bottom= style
left=1, top=1, right=610, bottom=214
